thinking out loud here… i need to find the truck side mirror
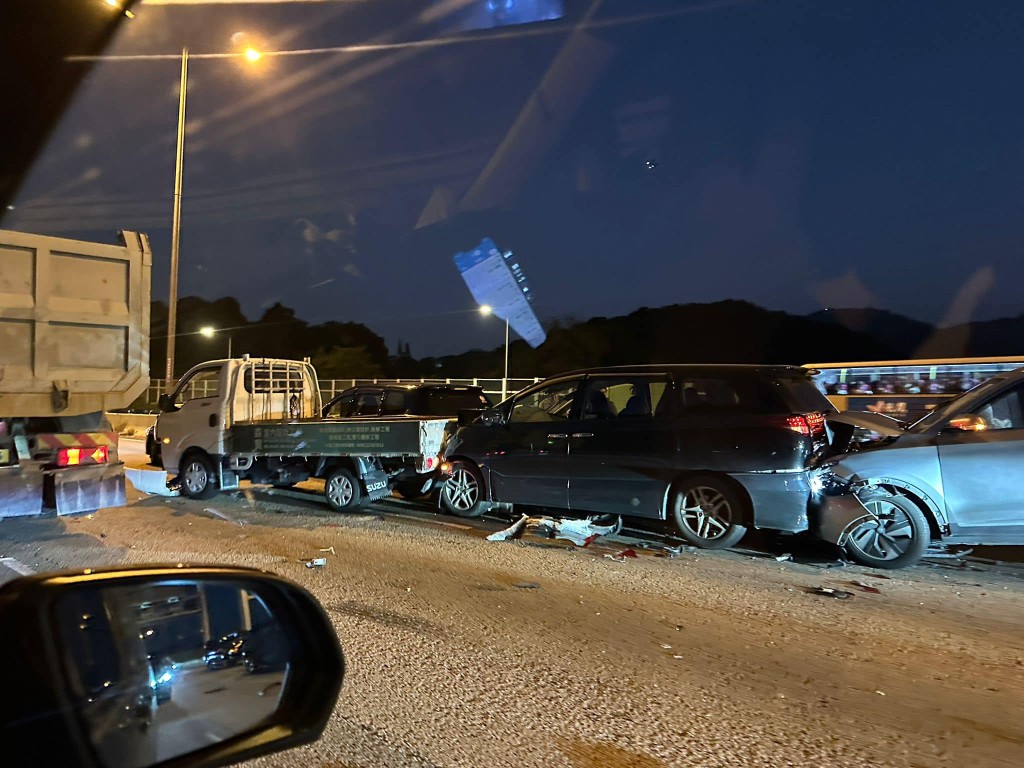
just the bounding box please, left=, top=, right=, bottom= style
left=158, top=393, right=175, bottom=412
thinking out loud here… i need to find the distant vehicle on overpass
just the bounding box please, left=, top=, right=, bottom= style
left=804, top=357, right=1024, bottom=421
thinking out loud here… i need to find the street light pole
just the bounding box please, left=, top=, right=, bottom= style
left=165, top=47, right=188, bottom=385
left=502, top=316, right=509, bottom=401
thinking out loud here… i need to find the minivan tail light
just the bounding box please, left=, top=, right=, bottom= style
left=785, top=415, right=811, bottom=436
left=767, top=413, right=827, bottom=438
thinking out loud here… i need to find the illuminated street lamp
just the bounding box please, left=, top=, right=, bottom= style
left=165, top=44, right=261, bottom=384
left=480, top=305, right=510, bottom=401
left=200, top=326, right=232, bottom=358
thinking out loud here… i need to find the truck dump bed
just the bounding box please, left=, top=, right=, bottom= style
left=0, top=229, right=151, bottom=417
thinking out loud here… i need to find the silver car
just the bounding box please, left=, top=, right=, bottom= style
left=818, top=367, right=1024, bottom=569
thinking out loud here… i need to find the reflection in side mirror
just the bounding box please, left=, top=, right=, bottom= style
left=0, top=566, right=343, bottom=768
left=478, top=407, right=506, bottom=426
left=157, top=394, right=174, bottom=413
left=946, top=413, right=988, bottom=432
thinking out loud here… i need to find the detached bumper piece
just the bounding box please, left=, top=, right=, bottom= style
left=817, top=492, right=875, bottom=546
left=47, top=462, right=127, bottom=516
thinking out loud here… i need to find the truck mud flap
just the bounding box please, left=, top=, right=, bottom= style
left=0, top=465, right=45, bottom=518
left=363, top=470, right=392, bottom=502
left=48, top=463, right=127, bottom=516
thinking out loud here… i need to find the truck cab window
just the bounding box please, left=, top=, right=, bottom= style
left=173, top=368, right=221, bottom=407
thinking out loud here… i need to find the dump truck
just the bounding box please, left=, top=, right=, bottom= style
left=155, top=358, right=449, bottom=511
left=0, top=228, right=151, bottom=517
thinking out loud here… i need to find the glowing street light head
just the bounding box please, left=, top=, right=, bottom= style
left=244, top=47, right=262, bottom=62
left=479, top=305, right=493, bottom=316
left=200, top=326, right=216, bottom=338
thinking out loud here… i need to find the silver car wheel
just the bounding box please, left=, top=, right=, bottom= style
left=444, top=468, right=480, bottom=512
left=680, top=486, right=732, bottom=540
left=848, top=497, right=914, bottom=560
left=326, top=474, right=354, bottom=508
left=184, top=460, right=209, bottom=495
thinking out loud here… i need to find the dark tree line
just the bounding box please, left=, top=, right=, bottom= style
left=149, top=297, right=1024, bottom=384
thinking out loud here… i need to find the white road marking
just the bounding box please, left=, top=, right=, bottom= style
left=0, top=557, right=35, bottom=576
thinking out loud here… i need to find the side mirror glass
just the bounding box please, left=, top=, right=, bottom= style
left=946, top=413, right=988, bottom=432
left=158, top=394, right=175, bottom=413
left=0, top=566, right=344, bottom=768
left=479, top=406, right=506, bottom=426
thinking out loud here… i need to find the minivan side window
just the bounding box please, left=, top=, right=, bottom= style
left=509, top=379, right=581, bottom=423
left=579, top=377, right=672, bottom=419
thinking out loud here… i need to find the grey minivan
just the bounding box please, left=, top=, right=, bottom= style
left=819, top=367, right=1024, bottom=569
left=439, top=364, right=835, bottom=549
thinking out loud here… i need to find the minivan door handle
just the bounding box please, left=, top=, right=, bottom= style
left=547, top=433, right=568, bottom=439
left=209, top=414, right=218, bottom=428
left=571, top=433, right=594, bottom=439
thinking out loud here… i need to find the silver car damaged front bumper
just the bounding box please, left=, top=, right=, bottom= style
left=817, top=490, right=877, bottom=546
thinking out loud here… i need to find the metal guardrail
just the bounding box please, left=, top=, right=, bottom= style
left=139, top=376, right=541, bottom=410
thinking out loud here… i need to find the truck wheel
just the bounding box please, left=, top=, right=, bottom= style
left=440, top=462, right=486, bottom=518
left=181, top=452, right=219, bottom=500
left=843, top=492, right=930, bottom=570
left=324, top=467, right=363, bottom=512
left=671, top=475, right=747, bottom=550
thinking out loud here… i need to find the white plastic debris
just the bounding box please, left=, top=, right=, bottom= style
left=486, top=514, right=530, bottom=542
left=551, top=516, right=621, bottom=546
left=125, top=468, right=179, bottom=497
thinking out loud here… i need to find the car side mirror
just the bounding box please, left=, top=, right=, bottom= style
left=478, top=406, right=506, bottom=426
left=457, top=408, right=484, bottom=426
left=945, top=413, right=987, bottom=432
left=0, top=566, right=344, bottom=768
left=158, top=393, right=175, bottom=413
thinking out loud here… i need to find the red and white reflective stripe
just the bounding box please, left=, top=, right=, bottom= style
left=34, top=432, right=118, bottom=450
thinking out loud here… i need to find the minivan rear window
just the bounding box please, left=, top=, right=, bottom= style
left=773, top=377, right=837, bottom=414
left=677, top=374, right=795, bottom=415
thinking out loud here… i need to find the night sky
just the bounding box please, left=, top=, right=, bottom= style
left=8, top=0, right=1024, bottom=357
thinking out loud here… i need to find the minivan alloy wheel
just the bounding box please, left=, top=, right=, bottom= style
left=680, top=486, right=733, bottom=540
left=445, top=468, right=479, bottom=512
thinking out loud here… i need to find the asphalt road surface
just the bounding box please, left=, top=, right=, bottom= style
left=0, top=438, right=1021, bottom=767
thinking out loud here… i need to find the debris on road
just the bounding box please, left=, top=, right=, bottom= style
left=204, top=507, right=244, bottom=526
left=486, top=514, right=621, bottom=546
left=604, top=548, right=638, bottom=562
left=849, top=580, right=882, bottom=594
left=319, top=546, right=336, bottom=555
left=806, top=586, right=854, bottom=600
left=513, top=582, right=540, bottom=589
left=776, top=553, right=793, bottom=562
left=305, top=558, right=328, bottom=568
left=125, top=468, right=178, bottom=497
left=486, top=514, right=529, bottom=542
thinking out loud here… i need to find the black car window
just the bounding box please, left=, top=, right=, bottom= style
left=977, top=385, right=1024, bottom=430
left=678, top=374, right=787, bottom=415
left=325, top=392, right=357, bottom=417
left=418, top=389, right=492, bottom=416
left=580, top=376, right=672, bottom=420
left=354, top=391, right=383, bottom=416
left=509, top=379, right=581, bottom=423
left=381, top=390, right=407, bottom=416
